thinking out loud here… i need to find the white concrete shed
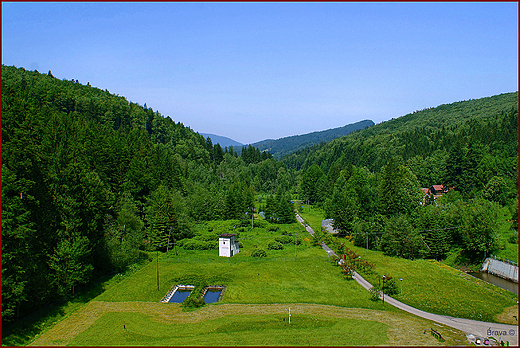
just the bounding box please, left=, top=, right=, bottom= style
left=219, top=233, right=239, bottom=257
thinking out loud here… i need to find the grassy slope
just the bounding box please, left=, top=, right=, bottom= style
left=23, top=219, right=471, bottom=346
left=28, top=301, right=469, bottom=346
left=492, top=207, right=518, bottom=263
left=95, top=223, right=389, bottom=310
left=297, top=207, right=518, bottom=324
left=11, top=214, right=514, bottom=346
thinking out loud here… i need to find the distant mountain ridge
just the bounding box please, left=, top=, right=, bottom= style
left=252, top=120, right=375, bottom=159
left=200, top=133, right=244, bottom=149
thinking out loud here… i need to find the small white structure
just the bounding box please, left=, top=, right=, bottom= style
left=219, top=233, right=239, bottom=257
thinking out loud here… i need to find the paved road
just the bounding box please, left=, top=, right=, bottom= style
left=295, top=213, right=519, bottom=346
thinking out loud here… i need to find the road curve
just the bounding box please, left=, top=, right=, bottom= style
left=295, top=213, right=519, bottom=346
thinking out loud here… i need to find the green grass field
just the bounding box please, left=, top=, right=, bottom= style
left=68, top=311, right=389, bottom=346
left=296, top=206, right=518, bottom=323
left=31, top=301, right=469, bottom=346
left=7, top=214, right=515, bottom=346
left=95, top=240, right=389, bottom=311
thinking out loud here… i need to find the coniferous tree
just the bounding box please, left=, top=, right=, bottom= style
left=378, top=157, right=422, bottom=217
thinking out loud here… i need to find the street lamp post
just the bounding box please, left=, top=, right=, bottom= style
left=382, top=275, right=386, bottom=304
left=294, top=232, right=297, bottom=258
left=400, top=278, right=403, bottom=295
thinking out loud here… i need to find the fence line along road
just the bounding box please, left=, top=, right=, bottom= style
left=295, top=212, right=519, bottom=346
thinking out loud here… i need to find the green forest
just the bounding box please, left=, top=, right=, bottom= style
left=1, top=65, right=518, bottom=325
left=252, top=119, right=374, bottom=159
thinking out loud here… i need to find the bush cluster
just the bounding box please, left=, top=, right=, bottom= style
left=275, top=235, right=301, bottom=245
left=267, top=241, right=284, bottom=250
left=267, top=225, right=280, bottom=232
left=251, top=248, right=267, bottom=258
left=181, top=239, right=217, bottom=250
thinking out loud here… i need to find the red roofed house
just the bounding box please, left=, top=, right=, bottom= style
left=421, top=185, right=452, bottom=205
left=429, top=185, right=451, bottom=199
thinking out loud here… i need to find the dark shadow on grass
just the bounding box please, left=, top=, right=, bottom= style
left=2, top=257, right=151, bottom=346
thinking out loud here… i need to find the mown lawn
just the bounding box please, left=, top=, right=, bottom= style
left=25, top=218, right=472, bottom=347
left=95, top=251, right=391, bottom=312
left=34, top=302, right=469, bottom=346
left=68, top=311, right=389, bottom=346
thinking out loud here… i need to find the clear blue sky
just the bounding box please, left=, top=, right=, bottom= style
left=2, top=2, right=518, bottom=144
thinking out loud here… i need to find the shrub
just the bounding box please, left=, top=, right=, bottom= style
left=254, top=219, right=268, bottom=228
left=275, top=235, right=301, bottom=245
left=383, top=278, right=399, bottom=296
left=267, top=225, right=280, bottom=232
left=267, top=240, right=284, bottom=250
left=182, top=290, right=205, bottom=309
left=182, top=239, right=217, bottom=250
left=251, top=248, right=267, bottom=258
left=199, top=234, right=218, bottom=242
left=508, top=232, right=518, bottom=244
left=275, top=235, right=293, bottom=244
left=369, top=286, right=381, bottom=301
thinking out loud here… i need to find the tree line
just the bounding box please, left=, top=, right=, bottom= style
left=1, top=65, right=295, bottom=323
left=297, top=94, right=518, bottom=262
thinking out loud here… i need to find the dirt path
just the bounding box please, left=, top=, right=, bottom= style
left=295, top=213, right=519, bottom=346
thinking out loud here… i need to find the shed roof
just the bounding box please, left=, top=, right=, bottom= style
left=219, top=233, right=235, bottom=238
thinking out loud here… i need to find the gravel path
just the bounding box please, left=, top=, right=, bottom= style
left=295, top=213, right=519, bottom=346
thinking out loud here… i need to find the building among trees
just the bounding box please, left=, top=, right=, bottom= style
left=218, top=234, right=240, bottom=257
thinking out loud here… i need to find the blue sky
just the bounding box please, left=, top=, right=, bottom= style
left=2, top=2, right=518, bottom=144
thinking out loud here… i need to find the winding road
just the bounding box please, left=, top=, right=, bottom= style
left=295, top=213, right=519, bottom=346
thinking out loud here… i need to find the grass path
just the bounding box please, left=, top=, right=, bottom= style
left=29, top=302, right=469, bottom=346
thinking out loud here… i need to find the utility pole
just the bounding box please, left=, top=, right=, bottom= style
left=365, top=231, right=368, bottom=256
left=167, top=226, right=172, bottom=253
left=155, top=245, right=160, bottom=291
left=294, top=232, right=297, bottom=258
left=285, top=308, right=291, bottom=324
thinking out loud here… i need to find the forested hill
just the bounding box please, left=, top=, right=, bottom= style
left=1, top=65, right=290, bottom=324
left=283, top=92, right=519, bottom=188
left=252, top=119, right=374, bottom=159
left=200, top=133, right=244, bottom=149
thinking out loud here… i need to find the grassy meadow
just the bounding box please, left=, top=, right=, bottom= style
left=296, top=206, right=519, bottom=324
left=94, top=220, right=389, bottom=310
left=30, top=302, right=470, bottom=346
left=20, top=217, right=471, bottom=346
left=8, top=212, right=515, bottom=346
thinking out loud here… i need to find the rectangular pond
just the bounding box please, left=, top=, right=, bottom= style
left=169, top=289, right=193, bottom=303
left=203, top=290, right=222, bottom=303
left=202, top=286, right=226, bottom=303
left=161, top=285, right=195, bottom=303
